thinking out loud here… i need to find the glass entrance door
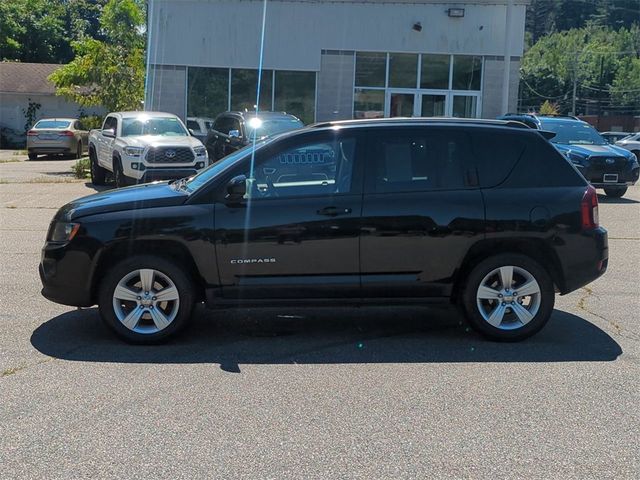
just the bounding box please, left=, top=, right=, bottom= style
left=419, top=93, right=447, bottom=117
left=451, top=94, right=479, bottom=118
left=386, top=91, right=415, bottom=117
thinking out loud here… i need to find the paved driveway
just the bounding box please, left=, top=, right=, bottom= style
left=1, top=156, right=638, bottom=478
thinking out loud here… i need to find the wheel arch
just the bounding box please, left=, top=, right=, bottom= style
left=91, top=239, right=206, bottom=304
left=452, top=238, right=565, bottom=302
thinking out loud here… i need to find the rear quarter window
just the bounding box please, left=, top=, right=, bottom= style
left=471, top=131, right=526, bottom=187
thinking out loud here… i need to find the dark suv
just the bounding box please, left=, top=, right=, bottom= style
left=205, top=111, right=304, bottom=161
left=499, top=114, right=639, bottom=197
left=40, top=119, right=608, bottom=344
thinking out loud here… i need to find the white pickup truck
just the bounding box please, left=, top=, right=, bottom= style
left=88, top=111, right=209, bottom=188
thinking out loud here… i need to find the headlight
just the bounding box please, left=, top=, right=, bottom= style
left=194, top=146, right=207, bottom=157
left=124, top=147, right=144, bottom=157
left=49, top=222, right=80, bottom=243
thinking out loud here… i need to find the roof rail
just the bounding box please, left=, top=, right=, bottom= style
left=309, top=117, right=531, bottom=130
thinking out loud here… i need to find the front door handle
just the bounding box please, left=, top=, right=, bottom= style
left=317, top=206, right=352, bottom=217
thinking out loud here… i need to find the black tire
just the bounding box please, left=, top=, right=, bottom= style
left=604, top=186, right=627, bottom=198
left=75, top=141, right=83, bottom=159
left=89, top=148, right=107, bottom=185
left=461, top=253, right=555, bottom=342
left=98, top=255, right=195, bottom=344
left=28, top=152, right=38, bottom=160
left=113, top=157, right=128, bottom=188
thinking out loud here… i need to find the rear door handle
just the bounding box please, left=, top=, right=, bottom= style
left=317, top=206, right=352, bottom=217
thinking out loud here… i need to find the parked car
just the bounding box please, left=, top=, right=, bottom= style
left=40, top=118, right=608, bottom=344
left=186, top=116, right=215, bottom=143
left=88, top=111, right=208, bottom=188
left=600, top=131, right=632, bottom=145
left=204, top=111, right=304, bottom=161
left=499, top=114, right=639, bottom=197
left=26, top=118, right=88, bottom=160
left=614, top=132, right=640, bottom=160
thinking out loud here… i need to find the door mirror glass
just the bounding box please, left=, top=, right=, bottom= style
left=102, top=128, right=116, bottom=138
left=229, top=129, right=241, bottom=139
left=226, top=174, right=247, bottom=200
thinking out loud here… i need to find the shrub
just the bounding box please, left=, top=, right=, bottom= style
left=71, top=157, right=91, bottom=179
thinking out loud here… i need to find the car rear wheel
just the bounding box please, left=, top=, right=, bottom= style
left=462, top=254, right=555, bottom=341
left=28, top=153, right=37, bottom=160
left=604, top=186, right=627, bottom=198
left=98, top=256, right=195, bottom=344
left=74, top=141, right=83, bottom=159
left=89, top=148, right=107, bottom=185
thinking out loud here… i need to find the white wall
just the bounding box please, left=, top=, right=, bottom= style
left=148, top=0, right=527, bottom=71
left=0, top=93, right=104, bottom=133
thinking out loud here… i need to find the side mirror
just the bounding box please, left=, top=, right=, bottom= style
left=102, top=128, right=115, bottom=138
left=188, top=128, right=196, bottom=136
left=225, top=174, right=247, bottom=202
left=229, top=129, right=241, bottom=139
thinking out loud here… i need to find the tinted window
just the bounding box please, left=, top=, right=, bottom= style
left=242, top=136, right=357, bottom=198
left=369, top=129, right=471, bottom=193
left=214, top=117, right=235, bottom=135
left=35, top=120, right=71, bottom=129
left=244, top=117, right=304, bottom=139
left=186, top=120, right=200, bottom=131
left=471, top=131, right=525, bottom=187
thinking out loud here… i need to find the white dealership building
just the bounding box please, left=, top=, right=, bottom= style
left=145, top=0, right=527, bottom=125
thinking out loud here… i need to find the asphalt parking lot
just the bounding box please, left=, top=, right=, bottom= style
left=1, top=153, right=639, bottom=479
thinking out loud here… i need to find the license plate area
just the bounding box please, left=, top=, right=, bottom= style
left=603, top=174, right=618, bottom=183
left=39, top=134, right=58, bottom=141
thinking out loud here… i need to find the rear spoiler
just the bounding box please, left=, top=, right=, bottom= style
left=538, top=130, right=557, bottom=140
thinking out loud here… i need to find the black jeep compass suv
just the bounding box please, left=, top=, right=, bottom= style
left=40, top=118, right=608, bottom=343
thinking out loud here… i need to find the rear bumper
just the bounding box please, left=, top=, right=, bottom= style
left=28, top=147, right=72, bottom=154
left=560, top=227, right=609, bottom=294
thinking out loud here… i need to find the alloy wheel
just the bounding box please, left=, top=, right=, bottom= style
left=112, top=269, right=180, bottom=334
left=476, top=265, right=541, bottom=330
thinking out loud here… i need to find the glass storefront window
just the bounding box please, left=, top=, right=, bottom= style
left=421, top=54, right=450, bottom=89
left=452, top=95, right=478, bottom=118
left=274, top=71, right=316, bottom=124
left=452, top=56, right=482, bottom=90
left=388, top=53, right=418, bottom=88
left=231, top=69, right=273, bottom=112
left=187, top=67, right=229, bottom=119
left=354, top=89, right=384, bottom=119
left=355, top=52, right=386, bottom=87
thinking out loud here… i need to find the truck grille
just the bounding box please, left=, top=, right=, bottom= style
left=146, top=147, right=194, bottom=164
left=590, top=156, right=626, bottom=169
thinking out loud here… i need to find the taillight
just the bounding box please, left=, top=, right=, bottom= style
left=581, top=185, right=599, bottom=229
left=27, top=130, right=37, bottom=136
left=60, top=130, right=75, bottom=136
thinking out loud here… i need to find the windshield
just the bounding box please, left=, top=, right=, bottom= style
left=182, top=139, right=271, bottom=192
left=34, top=120, right=71, bottom=129
left=540, top=121, right=607, bottom=146
left=245, top=118, right=304, bottom=139
left=121, top=116, right=188, bottom=137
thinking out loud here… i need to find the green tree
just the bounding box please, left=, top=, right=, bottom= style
left=49, top=0, right=145, bottom=112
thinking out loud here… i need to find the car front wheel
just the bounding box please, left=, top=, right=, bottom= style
left=603, top=186, right=627, bottom=198
left=98, top=256, right=195, bottom=344
left=462, top=254, right=555, bottom=342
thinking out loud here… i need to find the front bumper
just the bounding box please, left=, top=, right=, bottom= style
left=39, top=242, right=94, bottom=307
left=575, top=163, right=639, bottom=187
left=138, top=168, right=199, bottom=182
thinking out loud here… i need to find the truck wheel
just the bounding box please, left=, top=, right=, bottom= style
left=604, top=186, right=627, bottom=198
left=28, top=152, right=38, bottom=161
left=89, top=148, right=107, bottom=185
left=98, top=255, right=195, bottom=344
left=113, top=158, right=128, bottom=188
left=461, top=254, right=555, bottom=342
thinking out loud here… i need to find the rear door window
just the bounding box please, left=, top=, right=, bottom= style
left=471, top=131, right=525, bottom=187
left=366, top=128, right=472, bottom=193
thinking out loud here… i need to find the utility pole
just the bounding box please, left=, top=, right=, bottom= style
left=571, top=52, right=578, bottom=116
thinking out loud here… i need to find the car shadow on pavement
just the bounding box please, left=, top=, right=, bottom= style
left=31, top=306, right=622, bottom=371
left=597, top=194, right=639, bottom=205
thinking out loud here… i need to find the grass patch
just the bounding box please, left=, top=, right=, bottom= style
left=26, top=177, right=83, bottom=184
left=0, top=158, right=23, bottom=163
left=12, top=150, right=27, bottom=155
left=71, top=157, right=91, bottom=179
